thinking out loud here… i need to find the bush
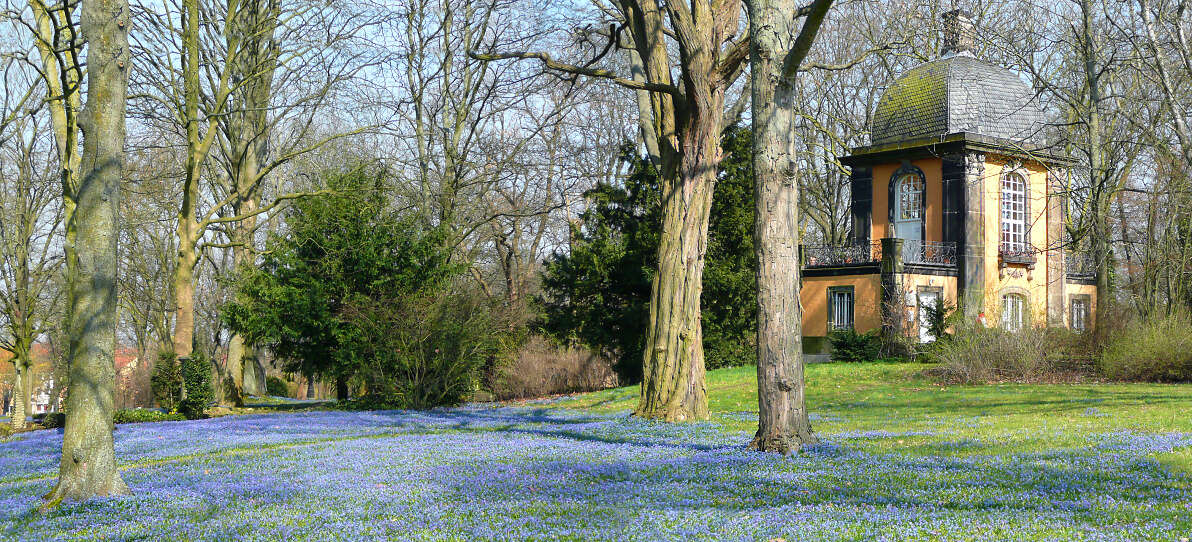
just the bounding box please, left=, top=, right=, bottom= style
left=828, top=329, right=883, bottom=362
left=223, top=167, right=464, bottom=403
left=179, top=353, right=214, bottom=419
left=492, top=335, right=618, bottom=400
left=927, top=325, right=1081, bottom=383
left=266, top=375, right=290, bottom=398
left=1100, top=311, right=1192, bottom=382
left=37, top=412, right=65, bottom=428
left=343, top=291, right=510, bottom=410
left=151, top=352, right=182, bottom=412
left=113, top=409, right=186, bottom=424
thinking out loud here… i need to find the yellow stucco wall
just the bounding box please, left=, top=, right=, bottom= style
left=801, top=274, right=882, bottom=336
left=800, top=273, right=957, bottom=337
left=809, top=151, right=1092, bottom=337
left=979, top=156, right=1054, bottom=324
left=872, top=158, right=944, bottom=242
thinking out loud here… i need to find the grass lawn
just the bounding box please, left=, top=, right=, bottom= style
left=562, top=362, right=1192, bottom=473
left=1, top=362, right=1190, bottom=540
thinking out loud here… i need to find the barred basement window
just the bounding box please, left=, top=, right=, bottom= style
left=828, top=287, right=854, bottom=331
left=1001, top=293, right=1027, bottom=332
left=1001, top=172, right=1028, bottom=254
left=1071, top=297, right=1089, bottom=332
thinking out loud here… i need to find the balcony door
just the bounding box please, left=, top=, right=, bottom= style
left=893, top=170, right=925, bottom=261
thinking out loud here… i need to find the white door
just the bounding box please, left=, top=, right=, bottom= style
left=918, top=291, right=940, bottom=343
left=894, top=174, right=924, bottom=261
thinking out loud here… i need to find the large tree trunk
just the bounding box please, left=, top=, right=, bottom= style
left=170, top=0, right=203, bottom=362
left=171, top=238, right=197, bottom=358
left=225, top=0, right=278, bottom=400
left=634, top=65, right=723, bottom=423
left=748, top=0, right=830, bottom=453
left=10, top=356, right=28, bottom=430
left=45, top=0, right=131, bottom=503
left=21, top=354, right=33, bottom=424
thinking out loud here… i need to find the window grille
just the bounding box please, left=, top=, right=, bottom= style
left=829, top=289, right=854, bottom=331
left=1071, top=298, right=1088, bottom=332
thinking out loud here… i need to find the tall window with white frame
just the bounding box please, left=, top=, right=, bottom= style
left=1001, top=172, right=1028, bottom=255
left=1001, top=293, right=1027, bottom=332
left=828, top=286, right=854, bottom=331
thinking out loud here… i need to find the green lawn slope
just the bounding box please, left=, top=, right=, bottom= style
left=556, top=362, right=1192, bottom=473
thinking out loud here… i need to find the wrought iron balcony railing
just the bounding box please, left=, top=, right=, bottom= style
left=803, top=242, right=881, bottom=267
left=999, top=245, right=1038, bottom=266
left=903, top=240, right=958, bottom=266
left=1066, top=253, right=1097, bottom=279
left=803, top=239, right=958, bottom=268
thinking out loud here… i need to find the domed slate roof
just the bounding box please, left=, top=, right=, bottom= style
left=869, top=53, right=1045, bottom=147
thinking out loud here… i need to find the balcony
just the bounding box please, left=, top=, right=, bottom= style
left=803, top=239, right=957, bottom=271
left=803, top=241, right=881, bottom=267
left=999, top=245, right=1038, bottom=267
left=902, top=240, right=958, bottom=266
left=1066, top=253, right=1096, bottom=280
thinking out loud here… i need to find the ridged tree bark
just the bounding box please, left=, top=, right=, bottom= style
left=44, top=0, right=131, bottom=503
left=10, top=350, right=30, bottom=430
left=748, top=0, right=832, bottom=453
left=632, top=0, right=747, bottom=422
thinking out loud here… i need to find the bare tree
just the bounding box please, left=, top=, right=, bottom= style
left=130, top=0, right=375, bottom=398
left=476, top=0, right=751, bottom=422
left=0, top=70, right=61, bottom=431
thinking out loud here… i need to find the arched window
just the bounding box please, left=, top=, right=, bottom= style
left=1001, top=172, right=1028, bottom=254
left=895, top=174, right=925, bottom=224
left=1001, top=293, right=1027, bottom=332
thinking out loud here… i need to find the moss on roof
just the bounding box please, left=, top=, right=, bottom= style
left=871, top=54, right=1045, bottom=147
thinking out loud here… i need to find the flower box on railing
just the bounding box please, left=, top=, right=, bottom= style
left=999, top=246, right=1037, bottom=267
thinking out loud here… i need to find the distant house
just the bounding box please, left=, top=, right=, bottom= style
left=801, top=10, right=1095, bottom=356
left=2, top=344, right=143, bottom=415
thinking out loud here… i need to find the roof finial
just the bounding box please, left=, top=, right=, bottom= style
left=941, top=9, right=976, bottom=57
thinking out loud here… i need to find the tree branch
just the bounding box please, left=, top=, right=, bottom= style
left=469, top=50, right=681, bottom=96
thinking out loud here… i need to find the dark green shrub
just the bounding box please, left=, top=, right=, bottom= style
left=828, top=329, right=882, bottom=362
left=1100, top=311, right=1192, bottom=382
left=179, top=353, right=214, bottom=419
left=265, top=375, right=290, bottom=398
left=223, top=167, right=462, bottom=402
left=921, top=297, right=958, bottom=342
left=344, top=291, right=509, bottom=410
left=113, top=409, right=186, bottom=424
left=38, top=412, right=65, bottom=428
left=151, top=352, right=182, bottom=412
